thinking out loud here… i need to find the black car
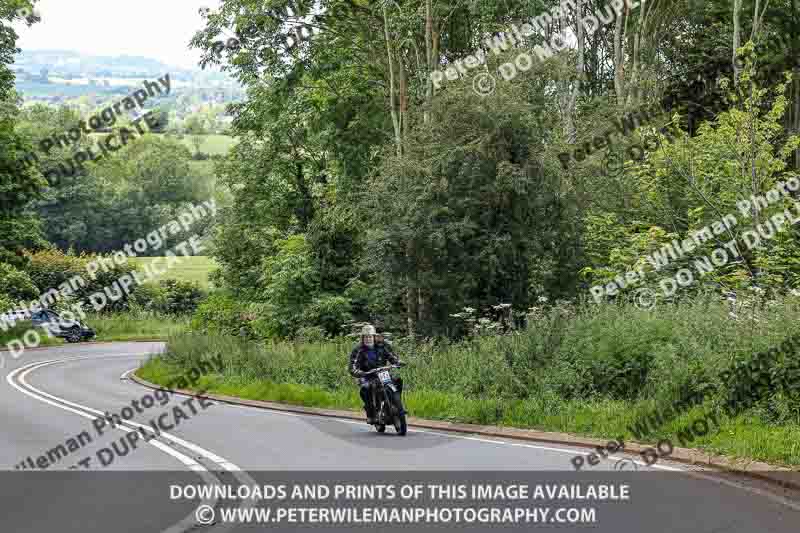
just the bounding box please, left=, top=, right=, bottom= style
left=30, top=309, right=96, bottom=343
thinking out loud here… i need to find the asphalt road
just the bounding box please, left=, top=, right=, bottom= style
left=1, top=342, right=798, bottom=533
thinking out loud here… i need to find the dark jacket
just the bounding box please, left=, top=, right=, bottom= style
left=349, top=341, right=399, bottom=377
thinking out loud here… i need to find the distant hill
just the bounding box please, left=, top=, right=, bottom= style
left=12, top=49, right=241, bottom=103
left=13, top=49, right=192, bottom=79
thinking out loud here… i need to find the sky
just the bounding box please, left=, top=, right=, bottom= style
left=13, top=0, right=221, bottom=69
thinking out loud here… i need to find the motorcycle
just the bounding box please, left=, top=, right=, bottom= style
left=361, top=364, right=407, bottom=436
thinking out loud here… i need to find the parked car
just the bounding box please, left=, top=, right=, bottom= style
left=0, top=309, right=30, bottom=326
left=30, top=309, right=95, bottom=343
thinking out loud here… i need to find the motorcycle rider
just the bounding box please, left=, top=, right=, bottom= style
left=349, top=324, right=404, bottom=424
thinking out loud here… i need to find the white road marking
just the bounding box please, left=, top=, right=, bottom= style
left=8, top=359, right=203, bottom=470
left=14, top=347, right=799, bottom=515
left=209, top=388, right=800, bottom=510
left=8, top=356, right=258, bottom=533
left=222, top=399, right=683, bottom=470
left=14, top=357, right=242, bottom=470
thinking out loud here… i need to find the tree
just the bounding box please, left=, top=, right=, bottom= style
left=0, top=1, right=47, bottom=269
left=191, top=0, right=800, bottom=338
left=184, top=114, right=207, bottom=156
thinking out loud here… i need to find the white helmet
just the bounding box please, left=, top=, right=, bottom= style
left=361, top=324, right=376, bottom=347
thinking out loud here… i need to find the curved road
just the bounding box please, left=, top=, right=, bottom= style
left=1, top=342, right=798, bottom=532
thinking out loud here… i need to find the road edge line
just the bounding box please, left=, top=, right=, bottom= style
left=129, top=371, right=800, bottom=492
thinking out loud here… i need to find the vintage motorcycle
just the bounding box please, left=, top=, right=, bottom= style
left=361, top=364, right=407, bottom=436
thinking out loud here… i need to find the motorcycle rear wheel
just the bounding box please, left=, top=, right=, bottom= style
left=375, top=424, right=386, bottom=433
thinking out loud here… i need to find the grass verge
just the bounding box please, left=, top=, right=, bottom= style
left=0, top=321, right=63, bottom=349
left=136, top=351, right=800, bottom=468
left=90, top=312, right=191, bottom=341
left=136, top=298, right=800, bottom=467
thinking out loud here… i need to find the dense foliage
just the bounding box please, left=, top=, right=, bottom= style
left=152, top=295, right=800, bottom=465
left=189, top=0, right=800, bottom=339
left=16, top=104, right=219, bottom=254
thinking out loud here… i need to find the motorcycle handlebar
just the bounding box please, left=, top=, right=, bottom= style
left=361, top=364, right=402, bottom=375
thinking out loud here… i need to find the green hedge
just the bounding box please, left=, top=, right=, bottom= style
left=142, top=296, right=800, bottom=466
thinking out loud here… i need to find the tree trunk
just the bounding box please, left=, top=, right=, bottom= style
left=424, top=0, right=433, bottom=124
left=383, top=6, right=403, bottom=156
left=613, top=10, right=626, bottom=107
left=733, top=0, right=741, bottom=86
left=560, top=0, right=584, bottom=143
left=405, top=241, right=416, bottom=337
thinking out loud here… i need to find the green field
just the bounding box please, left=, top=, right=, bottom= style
left=131, top=256, right=217, bottom=288
left=87, top=133, right=237, bottom=157
left=180, top=134, right=238, bottom=155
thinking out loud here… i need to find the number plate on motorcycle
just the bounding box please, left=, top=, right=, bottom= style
left=378, top=370, right=392, bottom=383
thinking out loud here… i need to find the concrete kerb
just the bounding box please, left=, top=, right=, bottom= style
left=129, top=370, right=799, bottom=491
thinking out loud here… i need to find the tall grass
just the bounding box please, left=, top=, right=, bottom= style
left=139, top=297, right=800, bottom=466
left=89, top=311, right=191, bottom=341
left=0, top=321, right=63, bottom=349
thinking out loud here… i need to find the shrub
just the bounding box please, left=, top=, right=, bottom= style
left=293, top=325, right=329, bottom=343
left=24, top=249, right=85, bottom=292
left=306, top=294, right=352, bottom=337
left=26, top=249, right=135, bottom=312
left=129, top=283, right=166, bottom=312
left=0, top=292, right=13, bottom=313
left=89, top=260, right=138, bottom=313
left=24, top=249, right=136, bottom=312
left=258, top=234, right=319, bottom=338
left=155, top=279, right=206, bottom=315
left=0, top=263, right=39, bottom=301
left=191, top=291, right=253, bottom=336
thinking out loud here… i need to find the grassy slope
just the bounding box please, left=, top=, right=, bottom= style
left=89, top=313, right=190, bottom=341
left=137, top=302, right=800, bottom=468
left=138, top=355, right=800, bottom=467
left=130, top=256, right=217, bottom=288
left=0, top=321, right=64, bottom=349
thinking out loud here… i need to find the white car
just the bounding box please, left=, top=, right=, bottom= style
left=0, top=309, right=31, bottom=326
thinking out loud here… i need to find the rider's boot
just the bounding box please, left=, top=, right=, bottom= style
left=365, top=402, right=376, bottom=424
